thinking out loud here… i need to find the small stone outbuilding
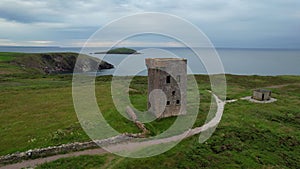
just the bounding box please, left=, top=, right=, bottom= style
left=252, top=89, right=272, bottom=101
left=146, top=58, right=187, bottom=118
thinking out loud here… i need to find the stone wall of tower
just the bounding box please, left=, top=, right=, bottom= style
left=146, top=58, right=187, bottom=118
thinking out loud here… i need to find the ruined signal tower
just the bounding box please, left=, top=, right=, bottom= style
left=145, top=58, right=187, bottom=118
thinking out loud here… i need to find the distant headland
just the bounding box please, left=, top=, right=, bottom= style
left=0, top=52, right=114, bottom=74
left=94, top=47, right=140, bottom=54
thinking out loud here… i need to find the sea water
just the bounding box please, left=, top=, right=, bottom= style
left=1, top=46, right=299, bottom=76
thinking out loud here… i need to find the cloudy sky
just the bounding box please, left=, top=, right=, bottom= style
left=0, top=0, right=299, bottom=48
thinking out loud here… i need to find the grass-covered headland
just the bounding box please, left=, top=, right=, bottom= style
left=94, top=47, right=139, bottom=54
left=0, top=52, right=299, bottom=168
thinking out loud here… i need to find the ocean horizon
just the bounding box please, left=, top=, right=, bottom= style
left=1, top=46, right=299, bottom=76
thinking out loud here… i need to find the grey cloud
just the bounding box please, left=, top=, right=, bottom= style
left=0, top=0, right=299, bottom=48
left=0, top=0, right=62, bottom=23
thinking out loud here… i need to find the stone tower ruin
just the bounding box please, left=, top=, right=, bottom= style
left=145, top=58, right=187, bottom=118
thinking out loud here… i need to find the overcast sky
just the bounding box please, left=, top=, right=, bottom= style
left=0, top=0, right=299, bottom=48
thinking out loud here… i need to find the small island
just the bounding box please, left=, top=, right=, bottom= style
left=95, top=47, right=140, bottom=54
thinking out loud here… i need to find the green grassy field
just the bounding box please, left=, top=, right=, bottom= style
left=35, top=75, right=300, bottom=169
left=0, top=52, right=300, bottom=168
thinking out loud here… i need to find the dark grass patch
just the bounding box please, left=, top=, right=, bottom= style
left=35, top=155, right=107, bottom=169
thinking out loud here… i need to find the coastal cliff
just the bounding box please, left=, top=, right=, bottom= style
left=10, top=52, right=114, bottom=74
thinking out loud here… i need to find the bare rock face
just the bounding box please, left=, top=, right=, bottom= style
left=13, top=52, right=114, bottom=74
left=73, top=55, right=114, bottom=73
left=40, top=53, right=77, bottom=73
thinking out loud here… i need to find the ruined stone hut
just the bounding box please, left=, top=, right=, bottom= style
left=252, top=89, right=272, bottom=101
left=145, top=58, right=187, bottom=118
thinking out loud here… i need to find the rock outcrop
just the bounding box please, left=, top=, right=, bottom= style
left=12, top=52, right=114, bottom=74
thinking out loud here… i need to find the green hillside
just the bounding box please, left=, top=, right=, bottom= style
left=0, top=52, right=113, bottom=75
left=95, top=47, right=139, bottom=54
left=0, top=52, right=299, bottom=168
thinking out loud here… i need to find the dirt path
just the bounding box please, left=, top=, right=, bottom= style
left=1, top=93, right=225, bottom=169
left=1, top=149, right=107, bottom=169
left=265, top=82, right=300, bottom=89
left=103, top=92, right=225, bottom=154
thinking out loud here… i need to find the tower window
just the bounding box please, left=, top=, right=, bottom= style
left=176, top=100, right=180, bottom=105
left=166, top=75, right=171, bottom=83
left=166, top=101, right=170, bottom=105
left=172, top=91, right=175, bottom=96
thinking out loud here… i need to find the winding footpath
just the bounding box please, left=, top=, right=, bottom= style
left=1, top=92, right=225, bottom=169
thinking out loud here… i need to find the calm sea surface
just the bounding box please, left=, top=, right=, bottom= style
left=1, top=46, right=299, bottom=76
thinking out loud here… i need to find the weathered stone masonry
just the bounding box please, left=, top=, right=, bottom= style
left=146, top=58, right=187, bottom=118
left=252, top=89, right=272, bottom=101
